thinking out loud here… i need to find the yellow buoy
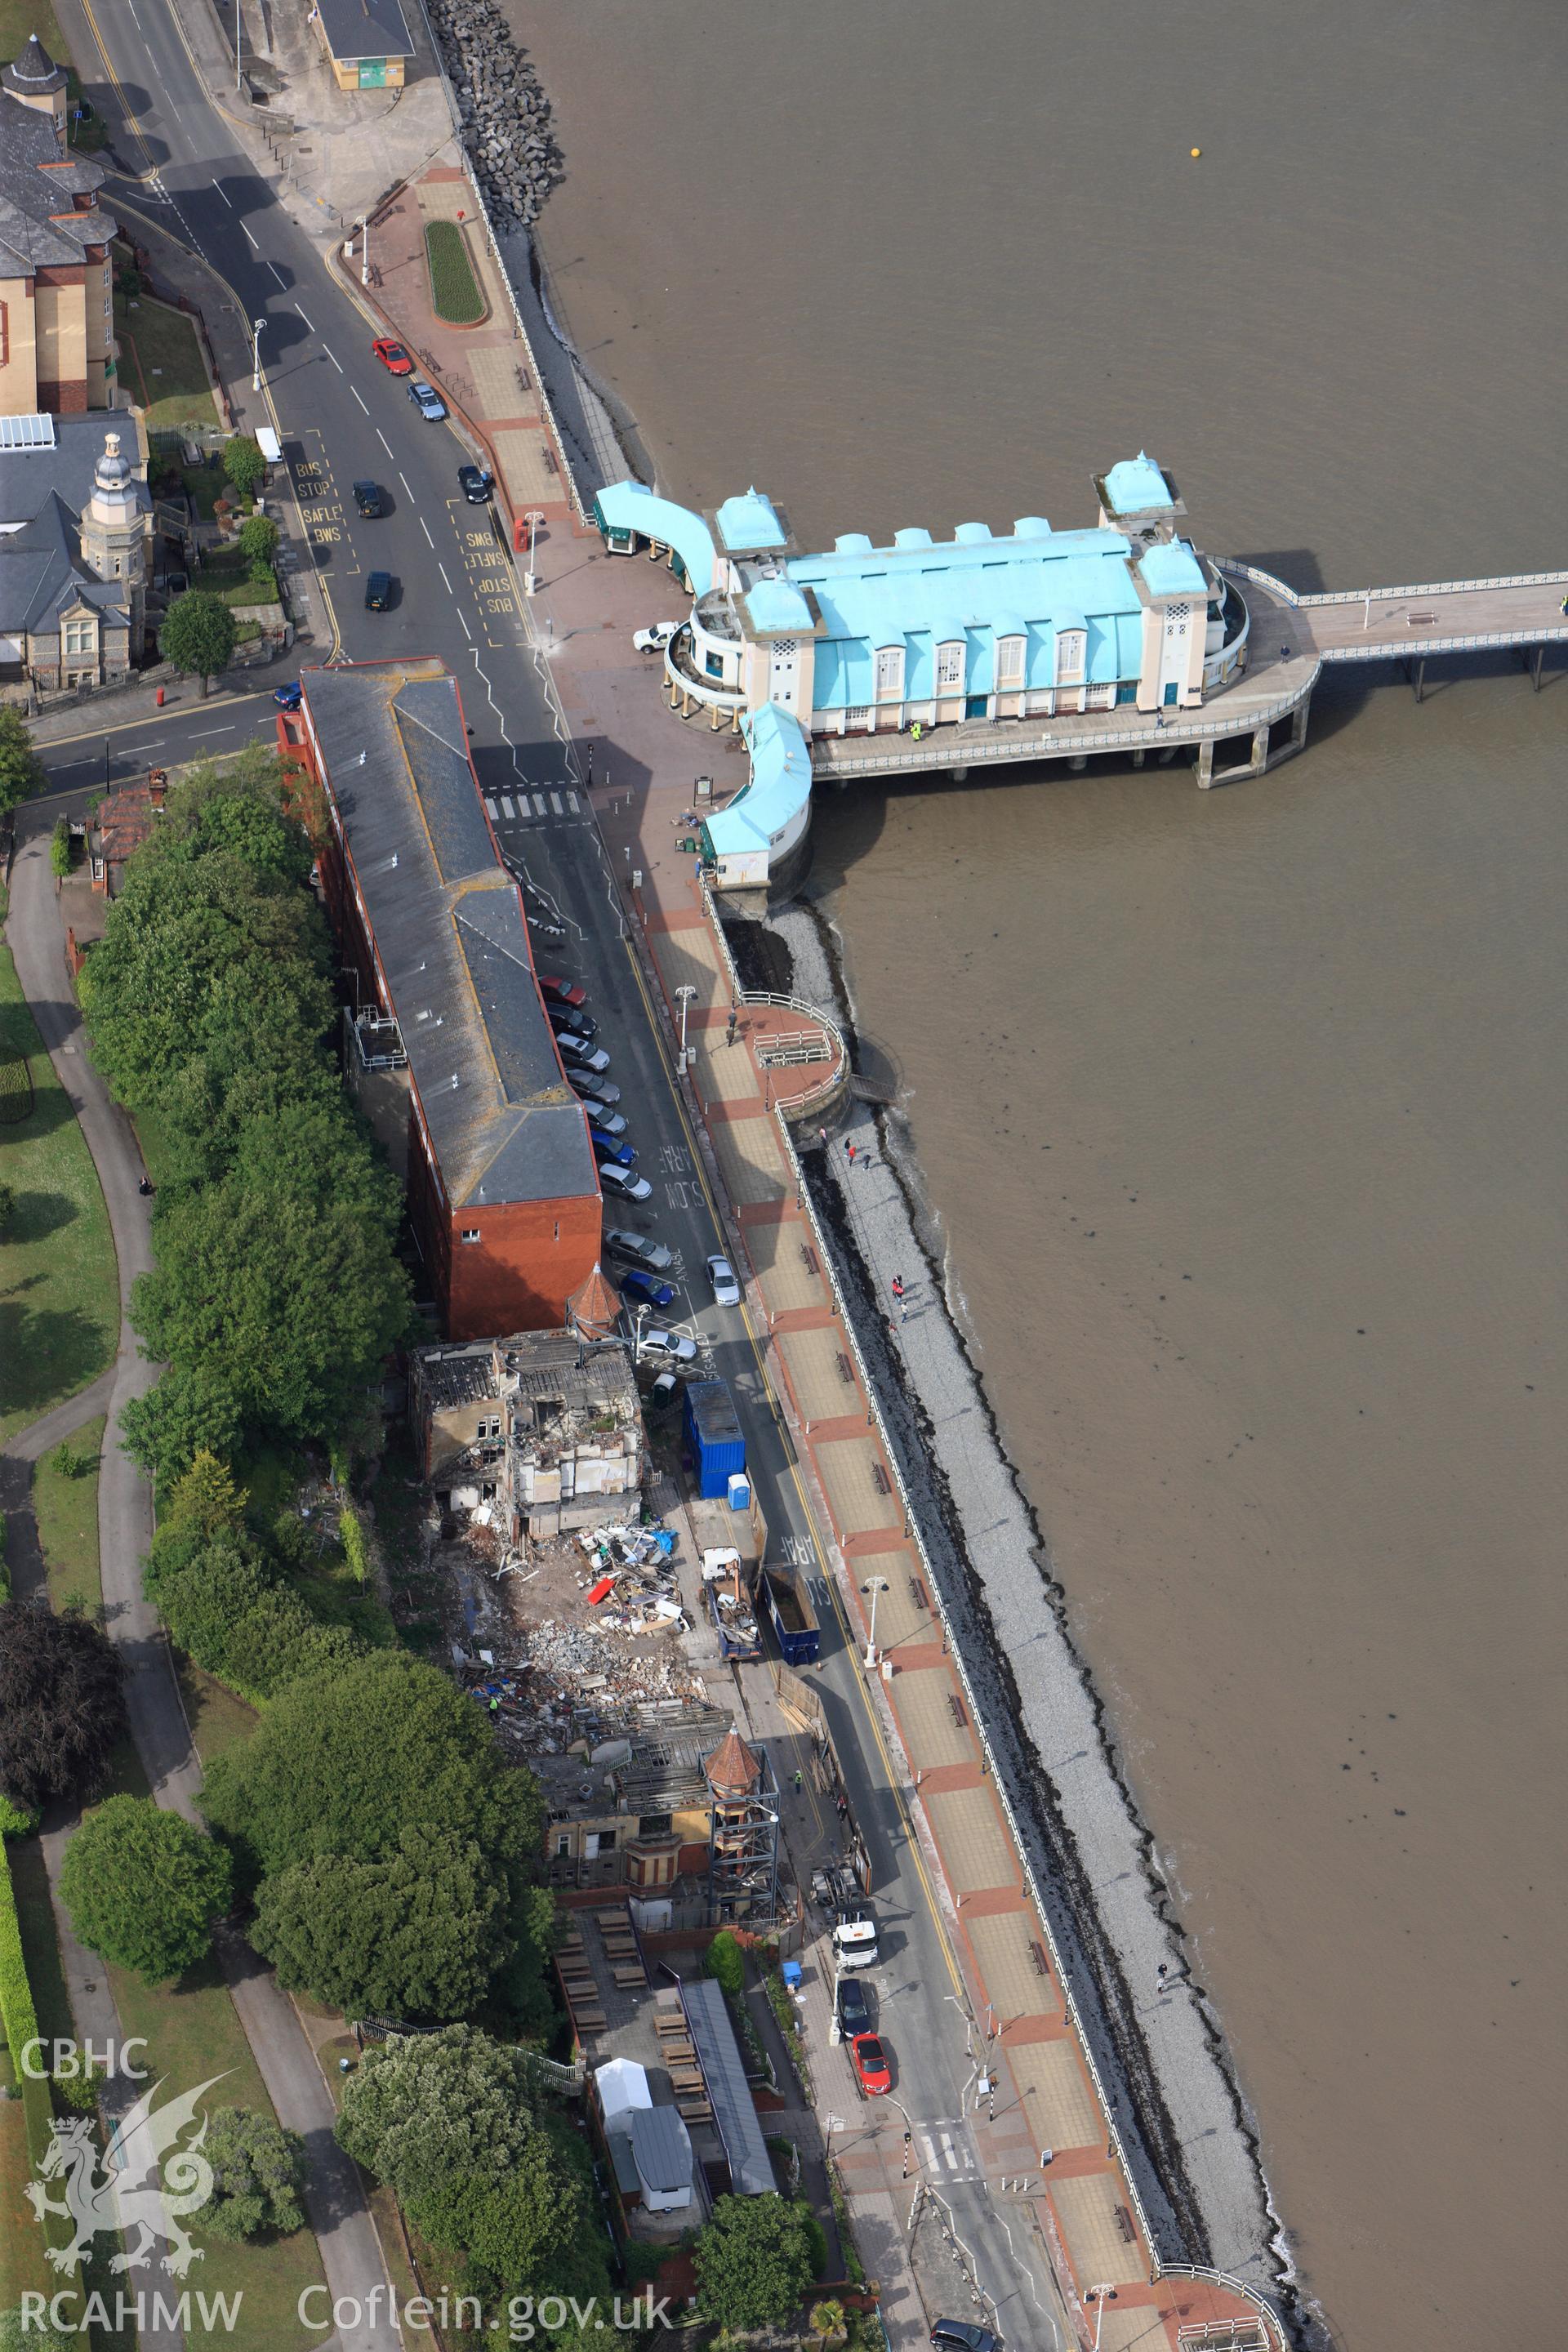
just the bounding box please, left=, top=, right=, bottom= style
left=1191, top=146, right=1202, bottom=158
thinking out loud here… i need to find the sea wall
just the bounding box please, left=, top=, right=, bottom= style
left=727, top=899, right=1310, bottom=2334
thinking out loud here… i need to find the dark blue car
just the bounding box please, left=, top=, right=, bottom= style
left=590, top=1128, right=635, bottom=1169
left=618, top=1267, right=676, bottom=1311
left=274, top=681, right=302, bottom=710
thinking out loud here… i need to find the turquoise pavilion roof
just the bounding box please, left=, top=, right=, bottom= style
left=1102, top=452, right=1174, bottom=513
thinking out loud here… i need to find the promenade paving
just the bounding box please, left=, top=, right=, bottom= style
left=299, top=157, right=1294, bottom=2352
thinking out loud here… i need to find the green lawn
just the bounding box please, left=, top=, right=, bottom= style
left=7, top=1837, right=136, bottom=2347
left=176, top=1654, right=260, bottom=1766
left=0, top=1, right=66, bottom=61
left=89, top=1748, right=327, bottom=2351
left=194, top=542, right=281, bottom=611
left=0, top=928, right=119, bottom=1444
left=424, top=217, right=487, bottom=326
left=114, top=287, right=219, bottom=434
left=29, top=1413, right=105, bottom=1613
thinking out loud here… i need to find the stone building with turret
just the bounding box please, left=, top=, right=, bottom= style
left=0, top=34, right=117, bottom=415
left=0, top=410, right=151, bottom=698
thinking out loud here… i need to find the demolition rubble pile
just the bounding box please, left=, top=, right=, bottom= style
left=425, top=0, right=562, bottom=225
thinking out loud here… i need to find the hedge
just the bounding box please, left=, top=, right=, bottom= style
left=424, top=220, right=486, bottom=326
left=0, top=1835, right=51, bottom=2165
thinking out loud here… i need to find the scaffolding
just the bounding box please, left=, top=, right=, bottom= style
left=705, top=1728, right=780, bottom=1921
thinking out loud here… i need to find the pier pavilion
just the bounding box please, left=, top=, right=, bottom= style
left=593, top=462, right=1567, bottom=890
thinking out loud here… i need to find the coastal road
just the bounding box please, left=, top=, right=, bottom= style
left=52, top=1, right=1068, bottom=2333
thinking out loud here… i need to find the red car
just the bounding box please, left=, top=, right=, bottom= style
left=371, top=337, right=414, bottom=376
left=850, top=2033, right=891, bottom=2097
left=537, top=973, right=586, bottom=1009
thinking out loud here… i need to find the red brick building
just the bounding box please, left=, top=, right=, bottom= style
left=284, top=660, right=602, bottom=1339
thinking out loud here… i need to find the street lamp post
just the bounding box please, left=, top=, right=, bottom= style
left=234, top=0, right=242, bottom=91
left=674, top=984, right=696, bottom=1073
left=361, top=216, right=370, bottom=287
left=251, top=318, right=265, bottom=394
left=632, top=1304, right=649, bottom=1365
left=522, top=508, right=546, bottom=598
left=862, top=1575, right=889, bottom=1669
left=1089, top=2287, right=1116, bottom=2351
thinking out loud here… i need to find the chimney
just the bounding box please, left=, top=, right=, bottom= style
left=149, top=768, right=167, bottom=810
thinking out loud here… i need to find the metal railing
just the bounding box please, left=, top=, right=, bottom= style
left=1320, top=624, right=1568, bottom=662
left=766, top=1108, right=1169, bottom=2273
left=680, top=879, right=1286, bottom=2338
left=1302, top=568, right=1568, bottom=604
left=808, top=670, right=1319, bottom=782
left=407, top=0, right=588, bottom=522
left=1160, top=2265, right=1290, bottom=2352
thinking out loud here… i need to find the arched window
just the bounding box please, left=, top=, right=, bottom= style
left=1055, top=629, right=1085, bottom=682
left=936, top=639, right=964, bottom=692
left=875, top=644, right=904, bottom=699
left=996, top=635, right=1025, bottom=688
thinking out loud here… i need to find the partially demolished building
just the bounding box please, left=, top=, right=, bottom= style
left=410, top=1327, right=644, bottom=1543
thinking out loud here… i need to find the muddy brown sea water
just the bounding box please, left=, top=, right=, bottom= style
left=512, top=4, right=1566, bottom=2342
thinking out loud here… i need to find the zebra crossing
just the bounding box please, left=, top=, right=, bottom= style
left=915, top=2123, right=978, bottom=2176
left=485, top=786, right=581, bottom=824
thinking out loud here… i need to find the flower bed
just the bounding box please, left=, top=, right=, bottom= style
left=424, top=219, right=487, bottom=326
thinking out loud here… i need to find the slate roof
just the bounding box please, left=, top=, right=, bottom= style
left=301, top=662, right=598, bottom=1214
left=0, top=489, right=128, bottom=635
left=679, top=1977, right=773, bottom=2195
left=0, top=72, right=113, bottom=273
left=314, top=0, right=416, bottom=62
left=0, top=412, right=149, bottom=530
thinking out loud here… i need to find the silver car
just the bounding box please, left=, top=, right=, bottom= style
left=637, top=1327, right=698, bottom=1363
left=706, top=1254, right=741, bottom=1307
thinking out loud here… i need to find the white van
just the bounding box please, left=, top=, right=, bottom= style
left=833, top=1912, right=879, bottom=1971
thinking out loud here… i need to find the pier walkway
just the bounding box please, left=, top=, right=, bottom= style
left=808, top=561, right=1567, bottom=791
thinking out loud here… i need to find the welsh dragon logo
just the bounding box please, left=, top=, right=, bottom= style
left=24, top=2072, right=232, bottom=2277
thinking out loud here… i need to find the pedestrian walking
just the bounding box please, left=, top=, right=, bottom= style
left=846, top=1139, right=856, bottom=1165
left=818, top=1126, right=828, bottom=1151
left=1156, top=1962, right=1169, bottom=1995
left=793, top=1769, right=804, bottom=1793
left=725, top=1009, right=737, bottom=1047
left=892, top=1273, right=906, bottom=1322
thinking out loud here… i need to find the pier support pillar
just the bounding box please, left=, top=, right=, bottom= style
left=1292, top=692, right=1311, bottom=751
left=1250, top=724, right=1269, bottom=774
left=950, top=765, right=969, bottom=781
left=1069, top=755, right=1087, bottom=772
left=1531, top=644, right=1545, bottom=692
left=1195, top=738, right=1215, bottom=788
left=1410, top=658, right=1427, bottom=705
left=1131, top=749, right=1145, bottom=769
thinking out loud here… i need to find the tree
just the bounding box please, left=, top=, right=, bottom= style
left=50, top=817, right=71, bottom=886
left=164, top=1448, right=249, bottom=1539
left=202, top=1655, right=547, bottom=2016
left=119, top=1362, right=244, bottom=1492
left=199, top=2106, right=307, bottom=2241
left=238, top=513, right=279, bottom=568
left=127, top=1100, right=411, bottom=1454
left=694, top=2194, right=820, bottom=2332
left=159, top=590, right=236, bottom=695
left=58, top=1794, right=231, bottom=1984
left=0, top=706, right=42, bottom=817
left=0, top=1601, right=126, bottom=1814
left=222, top=434, right=266, bottom=499
left=0, top=1179, right=14, bottom=1232
left=706, top=1927, right=745, bottom=1998
left=810, top=2299, right=849, bottom=2348
left=145, top=1528, right=359, bottom=1699
left=336, top=2026, right=606, bottom=2301
left=252, top=1829, right=507, bottom=2022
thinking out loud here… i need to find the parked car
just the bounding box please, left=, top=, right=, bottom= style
left=538, top=973, right=587, bottom=1009
left=599, top=1162, right=652, bottom=1201
left=353, top=479, right=384, bottom=518
left=849, top=2033, right=891, bottom=2097
left=604, top=1227, right=674, bottom=1273
left=165, top=570, right=189, bottom=597
left=635, top=1326, right=697, bottom=1362
left=618, top=1267, right=676, bottom=1311
left=576, top=1097, right=626, bottom=1136
left=590, top=1129, right=635, bottom=1169
left=706, top=1254, right=741, bottom=1307
left=632, top=621, right=679, bottom=653
left=835, top=1976, right=871, bottom=2038
left=408, top=378, right=448, bottom=421
left=648, top=1370, right=680, bottom=1411
left=547, top=1004, right=598, bottom=1042
left=364, top=572, right=394, bottom=611
left=273, top=681, right=302, bottom=710
left=568, top=1070, right=619, bottom=1106
left=371, top=337, right=414, bottom=376
left=457, top=463, right=494, bottom=504
left=929, top=2328, right=1001, bottom=2352
left=556, top=1033, right=610, bottom=1076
